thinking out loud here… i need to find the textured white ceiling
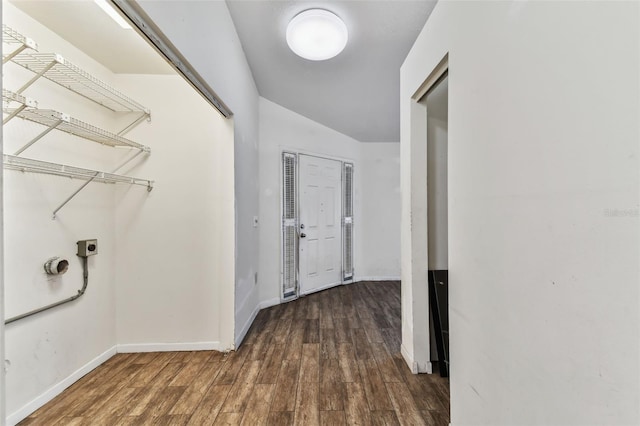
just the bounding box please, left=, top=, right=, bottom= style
left=10, top=0, right=172, bottom=75
left=227, top=0, right=437, bottom=142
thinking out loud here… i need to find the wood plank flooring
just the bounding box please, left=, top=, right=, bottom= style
left=19, top=281, right=450, bottom=425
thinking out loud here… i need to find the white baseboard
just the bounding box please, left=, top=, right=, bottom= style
left=400, top=343, right=432, bottom=374
left=259, top=297, right=281, bottom=310
left=235, top=303, right=260, bottom=349
left=234, top=297, right=282, bottom=349
left=7, top=345, right=117, bottom=426
left=354, top=276, right=401, bottom=282
left=117, top=341, right=221, bottom=353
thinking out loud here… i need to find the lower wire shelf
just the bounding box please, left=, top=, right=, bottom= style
left=4, top=154, right=153, bottom=189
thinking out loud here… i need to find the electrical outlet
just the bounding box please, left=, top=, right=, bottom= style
left=77, top=239, right=98, bottom=257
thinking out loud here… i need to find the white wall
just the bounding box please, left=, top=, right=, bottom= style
left=114, top=74, right=234, bottom=351
left=1, top=4, right=5, bottom=423
left=401, top=1, right=639, bottom=425
left=258, top=97, right=400, bottom=306
left=358, top=143, right=401, bottom=280
left=3, top=4, right=120, bottom=420
left=136, top=0, right=260, bottom=348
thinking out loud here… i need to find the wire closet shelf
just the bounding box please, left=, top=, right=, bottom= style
left=11, top=52, right=150, bottom=114
left=3, top=154, right=153, bottom=189
left=3, top=89, right=150, bottom=153
left=2, top=89, right=151, bottom=152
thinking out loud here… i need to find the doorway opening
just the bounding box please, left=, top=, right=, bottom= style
left=424, top=73, right=449, bottom=378
left=281, top=152, right=354, bottom=300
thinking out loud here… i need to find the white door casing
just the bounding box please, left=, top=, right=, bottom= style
left=298, top=155, right=342, bottom=295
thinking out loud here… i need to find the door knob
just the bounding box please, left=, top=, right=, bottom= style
left=300, top=233, right=306, bottom=238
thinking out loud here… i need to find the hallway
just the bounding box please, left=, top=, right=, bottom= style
left=19, top=282, right=449, bottom=425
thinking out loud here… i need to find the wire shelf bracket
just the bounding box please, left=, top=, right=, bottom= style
left=2, top=89, right=38, bottom=125
left=4, top=154, right=154, bottom=218
left=3, top=89, right=151, bottom=155
left=2, top=24, right=38, bottom=64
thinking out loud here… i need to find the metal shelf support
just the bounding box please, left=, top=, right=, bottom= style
left=3, top=44, right=28, bottom=65
left=3, top=88, right=38, bottom=125
left=2, top=24, right=38, bottom=65
left=52, top=149, right=149, bottom=219
left=3, top=104, right=27, bottom=125
left=14, top=117, right=64, bottom=156
left=16, top=60, right=56, bottom=94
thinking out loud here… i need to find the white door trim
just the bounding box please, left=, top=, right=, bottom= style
left=279, top=149, right=356, bottom=300
left=402, top=52, right=449, bottom=376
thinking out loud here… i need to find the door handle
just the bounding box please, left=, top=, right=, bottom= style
left=300, top=233, right=306, bottom=238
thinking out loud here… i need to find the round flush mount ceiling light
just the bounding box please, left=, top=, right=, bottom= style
left=286, top=9, right=348, bottom=61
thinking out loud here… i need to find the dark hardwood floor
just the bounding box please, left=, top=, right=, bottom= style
left=19, top=281, right=450, bottom=425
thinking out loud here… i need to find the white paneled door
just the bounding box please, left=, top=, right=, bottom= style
left=299, top=155, right=342, bottom=295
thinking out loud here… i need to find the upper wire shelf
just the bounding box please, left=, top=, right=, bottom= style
left=4, top=154, right=153, bottom=189
left=2, top=24, right=38, bottom=64
left=3, top=89, right=150, bottom=153
left=11, top=52, right=150, bottom=114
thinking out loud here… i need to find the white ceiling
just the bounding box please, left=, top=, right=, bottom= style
left=10, top=0, right=172, bottom=75
left=226, top=0, right=437, bottom=142
left=12, top=0, right=436, bottom=141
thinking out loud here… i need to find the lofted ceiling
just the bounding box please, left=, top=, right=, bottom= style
left=11, top=0, right=436, bottom=142
left=227, top=0, right=437, bottom=142
left=10, top=0, right=172, bottom=75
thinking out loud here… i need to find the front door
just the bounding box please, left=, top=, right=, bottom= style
left=298, top=155, right=342, bottom=295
